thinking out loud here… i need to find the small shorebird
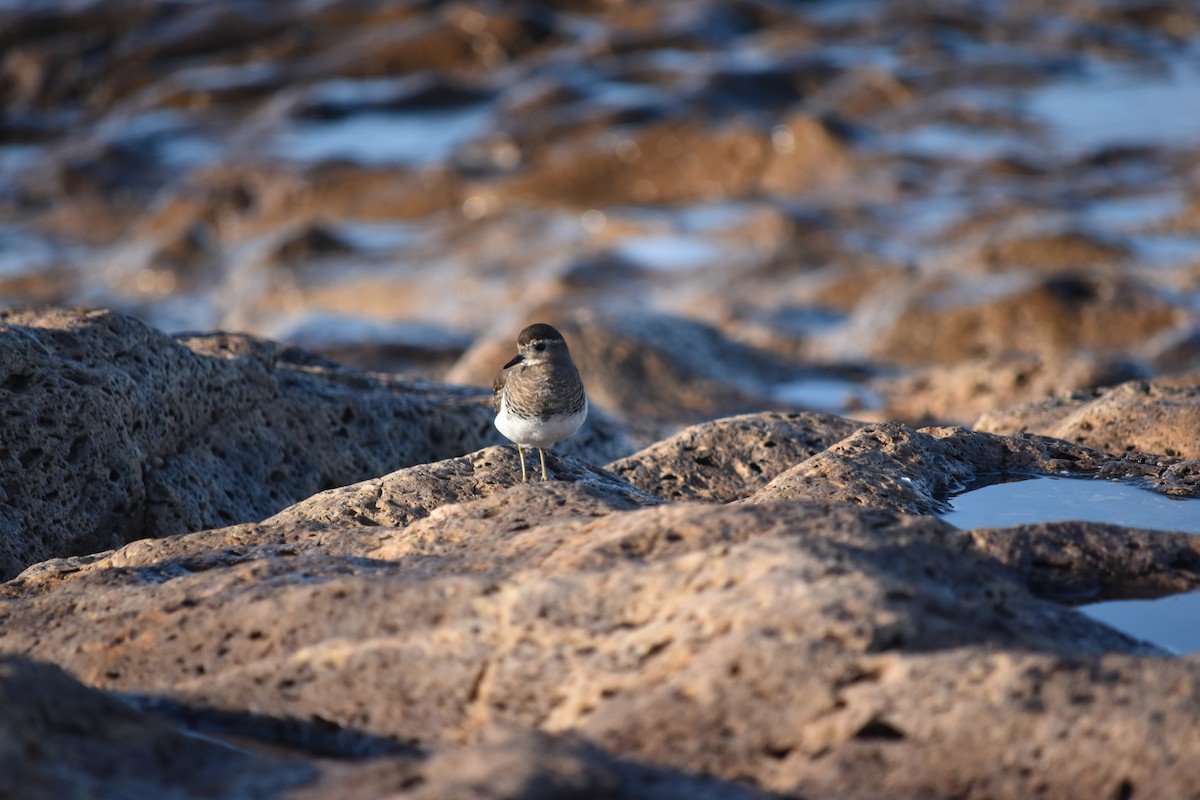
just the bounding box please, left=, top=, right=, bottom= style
left=493, top=323, right=587, bottom=482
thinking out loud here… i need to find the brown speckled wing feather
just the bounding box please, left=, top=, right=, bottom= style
left=492, top=354, right=522, bottom=412
left=501, top=360, right=585, bottom=418
left=492, top=370, right=506, bottom=413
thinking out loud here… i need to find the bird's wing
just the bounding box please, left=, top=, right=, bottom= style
left=492, top=354, right=522, bottom=412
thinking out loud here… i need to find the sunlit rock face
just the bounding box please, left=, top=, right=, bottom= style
left=4, top=1, right=1200, bottom=797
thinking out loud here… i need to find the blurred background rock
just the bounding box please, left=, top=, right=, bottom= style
left=2, top=0, right=1199, bottom=429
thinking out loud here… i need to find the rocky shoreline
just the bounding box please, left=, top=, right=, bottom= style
left=1, top=307, right=1199, bottom=799
left=4, top=0, right=1200, bottom=795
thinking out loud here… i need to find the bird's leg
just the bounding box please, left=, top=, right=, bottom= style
left=517, top=445, right=528, bottom=483
left=539, top=448, right=548, bottom=481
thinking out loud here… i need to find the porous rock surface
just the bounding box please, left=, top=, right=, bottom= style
left=0, top=307, right=632, bottom=580
left=3, top=472, right=1199, bottom=798
left=607, top=410, right=865, bottom=501
left=861, top=272, right=1183, bottom=366
left=0, top=656, right=765, bottom=800
left=265, top=445, right=659, bottom=532
left=0, top=655, right=311, bottom=799
left=4, top=310, right=1200, bottom=798
left=966, top=521, right=1200, bottom=602
left=875, top=351, right=1147, bottom=427
left=6, top=0, right=1200, bottom=792
left=747, top=420, right=1200, bottom=513
left=975, top=381, right=1200, bottom=459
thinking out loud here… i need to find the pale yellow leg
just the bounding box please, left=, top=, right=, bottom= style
left=517, top=445, right=528, bottom=483
left=539, top=448, right=548, bottom=481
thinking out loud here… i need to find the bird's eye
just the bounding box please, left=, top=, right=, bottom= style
left=533, top=343, right=546, bottom=352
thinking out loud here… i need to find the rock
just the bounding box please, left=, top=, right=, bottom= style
left=407, top=726, right=622, bottom=800
left=0, top=656, right=309, bottom=799
left=875, top=351, right=1148, bottom=427
left=314, top=7, right=559, bottom=80
left=975, top=381, right=1200, bottom=459
left=0, top=495, right=1142, bottom=699
left=382, top=723, right=775, bottom=800
left=5, top=0, right=1200, bottom=794
left=394, top=724, right=775, bottom=800
left=746, top=421, right=1200, bottom=514
left=265, top=445, right=659, bottom=532
left=607, top=411, right=864, bottom=501
left=3, top=493, right=1190, bottom=799
left=497, top=118, right=835, bottom=208
left=980, top=230, right=1131, bottom=273
left=1152, top=327, right=1200, bottom=375
left=730, top=649, right=1200, bottom=799
left=274, top=223, right=355, bottom=263
left=858, top=272, right=1184, bottom=366
left=965, top=520, right=1200, bottom=602
left=0, top=307, right=502, bottom=579
left=745, top=421, right=974, bottom=514
left=0, top=655, right=771, bottom=799
left=4, top=470, right=654, bottom=597
left=300, top=725, right=775, bottom=800
left=0, top=266, right=78, bottom=308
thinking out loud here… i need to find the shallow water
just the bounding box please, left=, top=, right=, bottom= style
left=1130, top=234, right=1200, bottom=268
left=1083, top=192, right=1187, bottom=231
left=0, top=227, right=59, bottom=279
left=1028, top=55, right=1200, bottom=156
left=942, top=475, right=1200, bottom=654
left=772, top=377, right=880, bottom=415
left=887, top=124, right=1019, bottom=161
left=942, top=475, right=1200, bottom=534
left=111, top=110, right=223, bottom=170
left=276, top=106, right=492, bottom=165
left=336, top=221, right=423, bottom=251
left=612, top=235, right=720, bottom=272
left=1084, top=593, right=1200, bottom=656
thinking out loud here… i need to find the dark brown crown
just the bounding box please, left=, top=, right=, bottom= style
left=517, top=323, right=566, bottom=347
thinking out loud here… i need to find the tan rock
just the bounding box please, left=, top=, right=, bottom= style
left=265, top=445, right=658, bottom=532
left=499, top=120, right=773, bottom=208
left=876, top=351, right=1146, bottom=426
left=0, top=656, right=308, bottom=799
left=975, top=381, right=1200, bottom=459
left=0, top=655, right=765, bottom=800
left=607, top=411, right=864, bottom=501
left=746, top=421, right=1200, bottom=514
left=759, top=113, right=855, bottom=195
left=860, top=272, right=1183, bottom=365
left=966, top=520, right=1200, bottom=601
left=5, top=1, right=1200, bottom=796
left=731, top=650, right=1200, bottom=798
left=390, top=724, right=773, bottom=800
left=981, top=230, right=1130, bottom=273
left=0, top=307, right=502, bottom=579
left=2, top=495, right=1189, bottom=798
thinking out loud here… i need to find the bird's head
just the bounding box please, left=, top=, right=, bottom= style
left=517, top=323, right=570, bottom=364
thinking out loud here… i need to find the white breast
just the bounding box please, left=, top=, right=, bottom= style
left=495, top=396, right=588, bottom=449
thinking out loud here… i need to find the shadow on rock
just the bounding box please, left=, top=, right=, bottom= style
left=0, top=655, right=312, bottom=799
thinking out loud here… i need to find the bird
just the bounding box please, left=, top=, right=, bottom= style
left=492, top=323, right=587, bottom=482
